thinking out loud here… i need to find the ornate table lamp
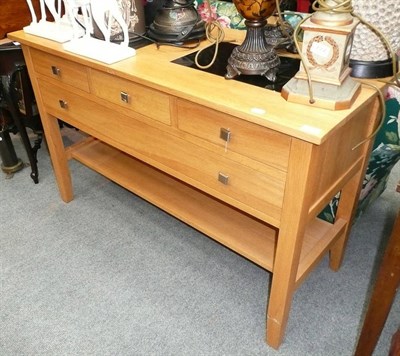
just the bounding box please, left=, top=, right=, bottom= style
left=225, top=0, right=280, bottom=81
left=281, top=0, right=361, bottom=110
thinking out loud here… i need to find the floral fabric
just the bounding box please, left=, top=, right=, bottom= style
left=197, top=0, right=246, bottom=29
left=196, top=1, right=304, bottom=30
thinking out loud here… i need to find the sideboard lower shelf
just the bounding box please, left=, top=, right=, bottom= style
left=69, top=138, right=347, bottom=284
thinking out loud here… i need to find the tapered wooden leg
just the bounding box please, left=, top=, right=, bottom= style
left=266, top=140, right=316, bottom=348
left=20, top=46, right=73, bottom=202
left=354, top=210, right=400, bottom=356
left=329, top=170, right=363, bottom=271
left=42, top=114, right=74, bottom=202
left=267, top=238, right=298, bottom=349
left=330, top=98, right=381, bottom=271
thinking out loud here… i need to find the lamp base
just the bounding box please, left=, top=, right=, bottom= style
left=281, top=76, right=361, bottom=110
left=350, top=58, right=395, bottom=79
left=225, top=20, right=280, bottom=81
left=1, top=159, right=24, bottom=174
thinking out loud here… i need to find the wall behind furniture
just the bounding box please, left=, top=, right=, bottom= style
left=0, top=0, right=54, bottom=39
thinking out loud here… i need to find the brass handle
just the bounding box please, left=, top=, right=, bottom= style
left=120, top=91, right=130, bottom=103
left=59, top=100, right=68, bottom=109
left=51, top=66, right=61, bottom=76
left=218, top=172, right=229, bottom=185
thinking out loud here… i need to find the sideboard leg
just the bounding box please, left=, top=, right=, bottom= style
left=266, top=275, right=296, bottom=349
left=41, top=114, right=73, bottom=202
left=267, top=217, right=309, bottom=349
left=329, top=162, right=370, bottom=271
left=329, top=173, right=360, bottom=271
left=330, top=97, right=381, bottom=271
left=266, top=139, right=316, bottom=349
left=19, top=46, right=74, bottom=203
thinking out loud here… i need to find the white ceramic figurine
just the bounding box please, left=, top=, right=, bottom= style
left=24, top=0, right=80, bottom=42
left=63, top=0, right=93, bottom=38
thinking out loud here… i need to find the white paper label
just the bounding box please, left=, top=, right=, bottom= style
left=310, top=41, right=331, bottom=59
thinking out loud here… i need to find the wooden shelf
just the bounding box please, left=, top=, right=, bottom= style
left=70, top=139, right=345, bottom=280
left=297, top=217, right=347, bottom=286
left=70, top=139, right=278, bottom=270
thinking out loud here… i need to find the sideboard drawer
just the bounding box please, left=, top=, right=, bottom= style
left=90, top=69, right=171, bottom=125
left=30, top=48, right=90, bottom=92
left=38, top=78, right=284, bottom=224
left=177, top=98, right=291, bottom=171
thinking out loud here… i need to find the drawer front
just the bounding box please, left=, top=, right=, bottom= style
left=30, top=48, right=90, bottom=92
left=39, top=79, right=285, bottom=224
left=90, top=69, right=171, bottom=125
left=177, top=98, right=291, bottom=171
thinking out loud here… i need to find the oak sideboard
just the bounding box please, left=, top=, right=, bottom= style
left=9, top=29, right=380, bottom=349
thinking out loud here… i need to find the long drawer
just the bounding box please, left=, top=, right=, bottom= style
left=38, top=78, right=286, bottom=224
left=177, top=98, right=291, bottom=171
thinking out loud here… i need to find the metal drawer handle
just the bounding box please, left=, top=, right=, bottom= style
left=218, top=172, right=229, bottom=185
left=220, top=128, right=231, bottom=142
left=120, top=91, right=130, bottom=103
left=51, top=66, right=61, bottom=76
left=59, top=100, right=68, bottom=109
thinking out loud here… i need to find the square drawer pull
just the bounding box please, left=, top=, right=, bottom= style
left=59, top=100, right=68, bottom=109
left=220, top=128, right=231, bottom=142
left=218, top=172, right=229, bottom=185
left=51, top=66, right=61, bottom=76
left=120, top=91, right=130, bottom=103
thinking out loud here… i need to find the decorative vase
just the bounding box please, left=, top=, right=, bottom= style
left=147, top=0, right=205, bottom=44
left=92, top=0, right=146, bottom=43
left=225, top=0, right=280, bottom=81
left=350, top=0, right=400, bottom=78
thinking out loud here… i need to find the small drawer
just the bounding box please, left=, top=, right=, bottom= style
left=90, top=69, right=171, bottom=125
left=177, top=98, right=291, bottom=171
left=30, top=48, right=90, bottom=92
left=37, top=79, right=91, bottom=124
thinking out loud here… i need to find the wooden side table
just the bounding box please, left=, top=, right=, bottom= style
left=354, top=207, right=400, bottom=355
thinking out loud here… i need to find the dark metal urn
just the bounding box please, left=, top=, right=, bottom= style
left=147, top=0, right=205, bottom=44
